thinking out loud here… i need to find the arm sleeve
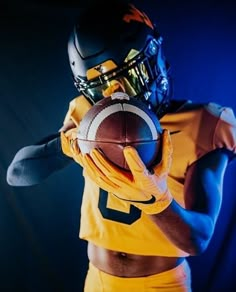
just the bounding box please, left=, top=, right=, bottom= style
left=7, top=95, right=91, bottom=187
left=6, top=133, right=73, bottom=187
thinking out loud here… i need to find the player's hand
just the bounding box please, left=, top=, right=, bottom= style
left=83, top=130, right=173, bottom=214
left=60, top=129, right=85, bottom=166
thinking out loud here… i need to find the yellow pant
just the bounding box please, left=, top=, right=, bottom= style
left=84, top=260, right=191, bottom=292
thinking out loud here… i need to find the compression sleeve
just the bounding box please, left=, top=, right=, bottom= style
left=6, top=133, right=73, bottom=187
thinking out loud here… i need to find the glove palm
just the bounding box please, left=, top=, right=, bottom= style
left=82, top=130, right=173, bottom=214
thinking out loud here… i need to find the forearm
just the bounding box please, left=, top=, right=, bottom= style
left=149, top=148, right=229, bottom=256
left=7, top=133, right=73, bottom=186
left=149, top=199, right=214, bottom=255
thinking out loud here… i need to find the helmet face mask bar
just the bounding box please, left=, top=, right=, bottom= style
left=73, top=36, right=171, bottom=117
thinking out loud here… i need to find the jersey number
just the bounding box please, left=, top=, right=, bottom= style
left=98, top=189, right=141, bottom=225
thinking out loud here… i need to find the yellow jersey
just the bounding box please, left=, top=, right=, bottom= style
left=64, top=96, right=236, bottom=256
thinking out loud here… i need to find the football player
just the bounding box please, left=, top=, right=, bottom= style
left=7, top=1, right=236, bottom=291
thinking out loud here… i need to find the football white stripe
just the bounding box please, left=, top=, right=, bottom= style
left=124, top=104, right=158, bottom=139
left=87, top=104, right=123, bottom=140
left=87, top=103, right=158, bottom=140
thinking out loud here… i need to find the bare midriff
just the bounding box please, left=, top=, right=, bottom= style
left=88, top=242, right=184, bottom=278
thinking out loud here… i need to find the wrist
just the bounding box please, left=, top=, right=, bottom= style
left=134, top=189, right=173, bottom=215
left=60, top=129, right=78, bottom=158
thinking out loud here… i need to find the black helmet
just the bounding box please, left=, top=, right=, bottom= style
left=68, top=1, right=171, bottom=117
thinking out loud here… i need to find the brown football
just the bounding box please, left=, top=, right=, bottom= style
left=77, top=92, right=162, bottom=170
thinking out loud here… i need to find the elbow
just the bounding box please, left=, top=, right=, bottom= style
left=171, top=234, right=212, bottom=256
left=6, top=162, right=33, bottom=187
left=6, top=164, right=14, bottom=186
left=188, top=217, right=215, bottom=256
left=182, top=224, right=214, bottom=255
left=188, top=226, right=214, bottom=255
left=187, top=238, right=211, bottom=256
left=6, top=163, right=20, bottom=186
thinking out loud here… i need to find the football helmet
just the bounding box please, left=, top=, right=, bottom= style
left=68, top=2, right=171, bottom=117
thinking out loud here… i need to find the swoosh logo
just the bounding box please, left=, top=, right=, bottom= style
left=114, top=194, right=156, bottom=205
left=170, top=130, right=181, bottom=135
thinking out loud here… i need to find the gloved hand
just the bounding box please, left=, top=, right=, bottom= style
left=60, top=94, right=92, bottom=163
left=82, top=129, right=173, bottom=214
left=60, top=128, right=85, bottom=166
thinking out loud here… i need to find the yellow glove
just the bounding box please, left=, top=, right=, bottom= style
left=60, top=128, right=85, bottom=166
left=60, top=94, right=92, bottom=162
left=82, top=130, right=173, bottom=214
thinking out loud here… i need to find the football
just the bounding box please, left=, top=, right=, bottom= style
left=77, top=92, right=162, bottom=170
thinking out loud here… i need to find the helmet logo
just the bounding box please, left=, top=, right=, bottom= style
left=87, top=60, right=117, bottom=80
left=94, top=64, right=106, bottom=74
left=123, top=4, right=154, bottom=29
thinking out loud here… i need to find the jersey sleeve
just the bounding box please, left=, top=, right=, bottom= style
left=63, top=95, right=92, bottom=126
left=207, top=103, right=236, bottom=155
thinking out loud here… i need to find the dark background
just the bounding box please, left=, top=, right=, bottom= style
left=1, top=0, right=236, bottom=291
